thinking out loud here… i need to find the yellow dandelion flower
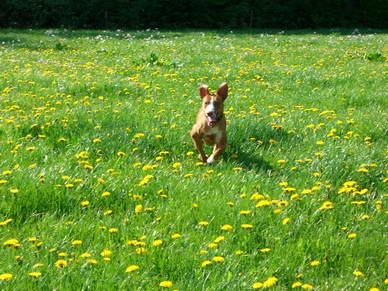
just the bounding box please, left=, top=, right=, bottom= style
left=152, top=240, right=163, bottom=247
left=159, top=281, right=173, bottom=288
left=201, top=260, right=212, bottom=267
left=198, top=221, right=209, bottom=226
left=241, top=224, right=253, bottom=229
left=28, top=272, right=42, bottom=278
left=252, top=282, right=263, bottom=289
left=263, top=277, right=278, bottom=287
left=260, top=248, right=271, bottom=253
left=353, top=270, right=364, bottom=277
left=0, top=273, right=13, bottom=281
left=212, top=256, right=224, bottom=262
left=80, top=200, right=89, bottom=207
left=233, top=167, right=243, bottom=171
left=171, top=233, right=181, bottom=239
left=310, top=260, right=320, bottom=266
left=80, top=252, right=91, bottom=258
left=348, top=233, right=357, bottom=239
left=3, top=238, right=20, bottom=248
left=282, top=218, right=290, bottom=225
left=301, top=283, right=313, bottom=289
left=54, top=259, right=67, bottom=268
left=135, top=204, right=143, bottom=213
left=101, top=191, right=111, bottom=197
left=86, top=259, right=98, bottom=264
left=71, top=240, right=82, bottom=245
left=125, top=265, right=140, bottom=272
left=221, top=224, right=233, bottom=231
left=292, top=282, right=302, bottom=288
left=100, top=249, right=112, bottom=257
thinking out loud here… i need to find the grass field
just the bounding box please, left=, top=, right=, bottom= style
left=0, top=28, right=387, bottom=290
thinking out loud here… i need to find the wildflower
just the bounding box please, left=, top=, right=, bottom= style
left=80, top=200, right=89, bottom=207
left=310, top=260, right=320, bottom=266
left=3, top=239, right=20, bottom=248
left=262, top=277, right=278, bottom=287
left=282, top=218, right=290, bottom=225
left=260, top=248, right=271, bottom=253
left=348, top=233, right=357, bottom=239
left=0, top=218, right=13, bottom=226
left=221, top=224, right=233, bottom=231
left=86, top=259, right=98, bottom=264
left=252, top=282, right=263, bottom=289
left=212, top=256, right=224, bottom=262
left=301, top=284, right=313, bottom=289
left=9, top=189, right=19, bottom=194
left=292, top=282, right=302, bottom=288
left=235, top=250, right=244, bottom=255
left=198, top=221, right=209, bottom=226
left=319, top=201, right=334, bottom=210
left=356, top=168, right=369, bottom=173
left=0, top=273, right=13, bottom=281
left=134, top=133, right=145, bottom=138
left=201, top=260, right=212, bottom=267
left=233, top=167, right=243, bottom=171
left=135, top=205, right=143, bottom=213
left=353, top=270, right=364, bottom=277
left=28, top=272, right=42, bottom=278
left=171, top=233, right=181, bottom=239
left=55, top=259, right=68, bottom=268
left=172, top=162, right=181, bottom=168
left=71, top=240, right=82, bottom=245
left=152, top=240, right=163, bottom=247
left=100, top=249, right=112, bottom=257
left=109, top=228, right=118, bottom=233
left=101, top=191, right=111, bottom=197
left=80, top=252, right=91, bottom=258
left=241, top=224, right=253, bottom=229
left=125, top=265, right=139, bottom=272
left=159, top=281, right=173, bottom=288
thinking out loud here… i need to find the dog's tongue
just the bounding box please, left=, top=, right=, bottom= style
left=207, top=116, right=217, bottom=127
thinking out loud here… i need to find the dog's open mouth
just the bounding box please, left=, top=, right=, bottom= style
left=206, top=116, right=217, bottom=127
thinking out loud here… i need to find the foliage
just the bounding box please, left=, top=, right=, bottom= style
left=1, top=0, right=387, bottom=29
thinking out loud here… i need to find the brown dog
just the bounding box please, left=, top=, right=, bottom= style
left=190, top=83, right=228, bottom=164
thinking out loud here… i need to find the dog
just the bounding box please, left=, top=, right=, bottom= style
left=190, top=82, right=228, bottom=164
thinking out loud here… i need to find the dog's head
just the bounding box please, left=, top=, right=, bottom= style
left=199, top=82, right=228, bottom=127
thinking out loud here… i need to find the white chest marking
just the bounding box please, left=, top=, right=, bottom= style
left=205, top=126, right=222, bottom=143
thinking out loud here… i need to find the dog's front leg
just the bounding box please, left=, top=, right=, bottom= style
left=207, top=137, right=226, bottom=164
left=191, top=132, right=207, bottom=162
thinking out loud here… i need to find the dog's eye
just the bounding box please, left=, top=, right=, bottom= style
left=204, top=101, right=210, bottom=105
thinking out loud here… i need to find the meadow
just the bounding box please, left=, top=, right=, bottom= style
left=0, top=28, right=387, bottom=290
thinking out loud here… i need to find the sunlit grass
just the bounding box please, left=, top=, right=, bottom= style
left=0, top=29, right=387, bottom=290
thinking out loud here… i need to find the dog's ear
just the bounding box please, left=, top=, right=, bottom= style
left=217, top=82, right=228, bottom=100
left=199, top=84, right=209, bottom=98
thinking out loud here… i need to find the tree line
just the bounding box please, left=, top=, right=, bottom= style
left=1, top=0, right=387, bottom=29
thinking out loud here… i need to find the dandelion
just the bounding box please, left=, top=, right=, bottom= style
left=201, top=260, right=212, bottom=267
left=125, top=265, right=140, bottom=272
left=310, top=260, right=320, bottom=266
left=198, top=221, right=209, bottom=226
left=292, top=282, right=302, bottom=288
left=262, top=277, right=278, bottom=287
left=55, top=259, right=68, bottom=268
left=159, top=281, right=173, bottom=288
left=241, top=224, right=253, bottom=229
left=319, top=201, right=334, bottom=210
left=0, top=218, right=13, bottom=226
left=28, top=272, right=42, bottom=278
left=3, top=238, right=20, bottom=248
left=152, top=239, right=163, bottom=247
left=0, top=273, right=13, bottom=281
left=221, top=224, right=233, bottom=231
left=348, top=233, right=357, bottom=239
left=260, top=248, right=271, bottom=253
left=80, top=200, right=89, bottom=207
left=135, top=205, right=143, bottom=213
left=101, top=191, right=111, bottom=197
left=172, top=162, right=181, bottom=168
left=282, top=218, right=290, bottom=225
left=252, top=282, right=263, bottom=289
left=71, top=240, right=82, bottom=245
left=353, top=270, right=364, bottom=277
left=100, top=249, right=112, bottom=257
left=171, top=233, right=181, bottom=239
left=233, top=167, right=243, bottom=171
left=301, top=284, right=313, bottom=289
left=212, top=256, right=224, bottom=262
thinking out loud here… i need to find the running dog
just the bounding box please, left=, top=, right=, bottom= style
left=190, top=83, right=228, bottom=164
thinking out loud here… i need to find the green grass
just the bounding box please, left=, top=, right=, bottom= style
left=0, top=28, right=387, bottom=290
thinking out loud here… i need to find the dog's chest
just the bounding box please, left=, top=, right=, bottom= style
left=204, top=126, right=222, bottom=144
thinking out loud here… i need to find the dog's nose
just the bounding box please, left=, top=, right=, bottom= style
left=206, top=112, right=215, bottom=117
